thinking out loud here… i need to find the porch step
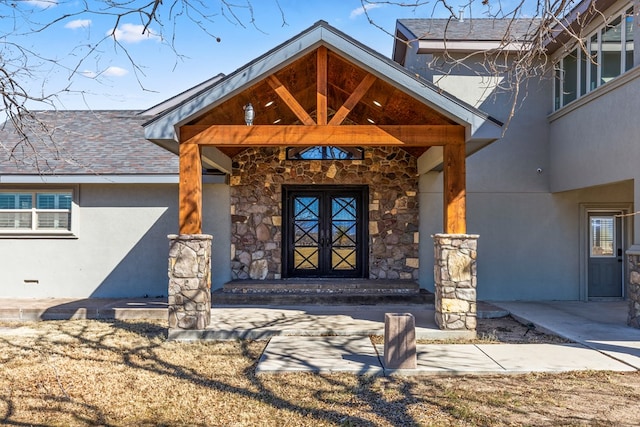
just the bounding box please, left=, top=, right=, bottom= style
left=214, top=279, right=434, bottom=305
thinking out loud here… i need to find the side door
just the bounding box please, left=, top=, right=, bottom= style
left=588, top=212, right=623, bottom=298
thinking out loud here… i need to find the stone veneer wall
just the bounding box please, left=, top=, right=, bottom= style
left=229, top=146, right=419, bottom=281
left=628, top=252, right=640, bottom=328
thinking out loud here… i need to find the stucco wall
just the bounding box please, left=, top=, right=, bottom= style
left=420, top=174, right=633, bottom=300
left=408, top=49, right=635, bottom=300
left=0, top=183, right=230, bottom=298
left=550, top=69, right=640, bottom=192
left=550, top=68, right=640, bottom=245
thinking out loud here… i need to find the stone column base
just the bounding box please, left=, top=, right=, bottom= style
left=628, top=251, right=640, bottom=328
left=433, top=233, right=478, bottom=331
left=168, top=234, right=212, bottom=330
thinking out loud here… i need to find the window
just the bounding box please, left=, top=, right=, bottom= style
left=601, top=16, right=623, bottom=83
left=0, top=191, right=75, bottom=235
left=625, top=7, right=635, bottom=72
left=553, top=4, right=636, bottom=110
left=286, top=146, right=364, bottom=160
left=590, top=216, right=615, bottom=257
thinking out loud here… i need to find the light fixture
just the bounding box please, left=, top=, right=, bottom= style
left=373, top=100, right=382, bottom=107
left=264, top=100, right=274, bottom=107
left=273, top=118, right=282, bottom=124
left=243, top=103, right=254, bottom=126
left=367, top=118, right=375, bottom=124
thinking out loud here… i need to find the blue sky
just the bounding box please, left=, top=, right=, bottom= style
left=5, top=0, right=526, bottom=111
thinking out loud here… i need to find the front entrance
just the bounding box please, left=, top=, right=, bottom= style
left=282, top=185, right=368, bottom=278
left=588, top=212, right=623, bottom=298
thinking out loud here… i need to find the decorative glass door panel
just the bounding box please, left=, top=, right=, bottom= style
left=284, top=186, right=367, bottom=278
left=331, top=197, right=357, bottom=271
left=292, top=196, right=320, bottom=271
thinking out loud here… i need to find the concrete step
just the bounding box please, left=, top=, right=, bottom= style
left=216, top=280, right=432, bottom=305
left=212, top=290, right=434, bottom=305
left=223, top=279, right=420, bottom=293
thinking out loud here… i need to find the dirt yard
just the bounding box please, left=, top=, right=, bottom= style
left=0, top=317, right=638, bottom=426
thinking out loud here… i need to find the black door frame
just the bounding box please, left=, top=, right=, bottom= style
left=282, top=185, right=369, bottom=278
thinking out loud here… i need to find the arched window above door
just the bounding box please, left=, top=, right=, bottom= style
left=286, top=146, right=363, bottom=160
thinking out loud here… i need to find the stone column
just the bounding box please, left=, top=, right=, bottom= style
left=168, top=234, right=212, bottom=330
left=627, top=250, right=640, bottom=328
left=433, top=233, right=478, bottom=331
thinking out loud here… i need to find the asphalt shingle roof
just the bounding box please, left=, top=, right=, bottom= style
left=0, top=110, right=178, bottom=175
left=398, top=18, right=540, bottom=42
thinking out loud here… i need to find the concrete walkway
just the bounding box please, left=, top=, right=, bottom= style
left=0, top=298, right=638, bottom=376
left=493, top=301, right=640, bottom=370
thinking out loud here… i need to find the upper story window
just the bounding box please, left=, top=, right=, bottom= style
left=554, top=5, right=635, bottom=111
left=0, top=190, right=76, bottom=236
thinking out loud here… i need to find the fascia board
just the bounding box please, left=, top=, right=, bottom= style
left=141, top=74, right=225, bottom=117
left=392, top=22, right=417, bottom=64
left=0, top=174, right=227, bottom=184
left=417, top=40, right=526, bottom=53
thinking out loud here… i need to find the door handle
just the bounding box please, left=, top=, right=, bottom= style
left=617, top=248, right=623, bottom=257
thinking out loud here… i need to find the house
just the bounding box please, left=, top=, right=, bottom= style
left=1, top=0, right=638, bottom=327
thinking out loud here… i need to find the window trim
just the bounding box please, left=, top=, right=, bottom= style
left=0, top=186, right=79, bottom=238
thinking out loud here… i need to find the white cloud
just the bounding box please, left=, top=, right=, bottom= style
left=107, top=23, right=161, bottom=43
left=25, top=0, right=57, bottom=9
left=65, top=19, right=91, bottom=30
left=103, top=66, right=128, bottom=77
left=80, top=66, right=128, bottom=78
left=349, top=3, right=383, bottom=19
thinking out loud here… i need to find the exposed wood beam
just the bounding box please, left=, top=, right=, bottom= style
left=179, top=143, right=203, bottom=234
left=266, top=75, right=315, bottom=126
left=180, top=124, right=465, bottom=146
left=329, top=74, right=377, bottom=126
left=317, top=46, right=328, bottom=126
left=443, top=142, right=466, bottom=234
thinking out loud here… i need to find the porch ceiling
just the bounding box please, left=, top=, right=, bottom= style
left=184, top=48, right=457, bottom=158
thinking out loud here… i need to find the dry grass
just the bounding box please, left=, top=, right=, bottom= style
left=0, top=319, right=639, bottom=426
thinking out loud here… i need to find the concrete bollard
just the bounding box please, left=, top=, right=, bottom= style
left=384, top=313, right=417, bottom=369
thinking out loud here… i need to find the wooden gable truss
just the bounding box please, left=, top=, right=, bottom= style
left=177, top=46, right=467, bottom=236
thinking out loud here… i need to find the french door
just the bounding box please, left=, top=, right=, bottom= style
left=282, top=186, right=368, bottom=278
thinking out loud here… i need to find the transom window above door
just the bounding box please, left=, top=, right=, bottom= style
left=286, top=146, right=364, bottom=160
